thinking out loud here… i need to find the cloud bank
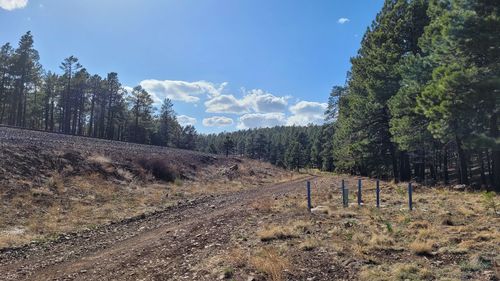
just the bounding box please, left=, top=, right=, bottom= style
left=0, top=0, right=27, bottom=10
left=177, top=115, right=197, bottom=127
left=129, top=78, right=327, bottom=130
left=205, top=89, right=288, bottom=114
left=202, top=116, right=234, bottom=127
left=287, top=101, right=327, bottom=126
left=140, top=80, right=226, bottom=103
left=237, top=113, right=286, bottom=129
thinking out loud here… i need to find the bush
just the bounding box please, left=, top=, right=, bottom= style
left=137, top=158, right=177, bottom=182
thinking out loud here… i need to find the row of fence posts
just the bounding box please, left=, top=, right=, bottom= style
left=306, top=179, right=413, bottom=212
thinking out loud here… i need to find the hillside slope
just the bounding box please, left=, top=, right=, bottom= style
left=0, top=126, right=296, bottom=248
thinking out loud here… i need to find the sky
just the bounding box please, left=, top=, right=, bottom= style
left=0, top=0, right=384, bottom=134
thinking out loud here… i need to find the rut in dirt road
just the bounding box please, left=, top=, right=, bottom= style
left=0, top=177, right=314, bottom=281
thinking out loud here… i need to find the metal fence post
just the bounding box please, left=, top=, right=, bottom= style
left=344, top=186, right=349, bottom=207
left=342, top=180, right=349, bottom=208
left=357, top=179, right=362, bottom=206
left=341, top=179, right=345, bottom=206
left=376, top=180, right=380, bottom=208
left=307, top=180, right=311, bottom=212
left=408, top=182, right=413, bottom=211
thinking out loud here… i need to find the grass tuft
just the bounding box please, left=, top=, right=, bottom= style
left=257, top=225, right=297, bottom=242
left=250, top=247, right=290, bottom=281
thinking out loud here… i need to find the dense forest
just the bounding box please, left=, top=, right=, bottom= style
left=198, top=125, right=333, bottom=171
left=201, top=0, right=499, bottom=190
left=0, top=32, right=197, bottom=149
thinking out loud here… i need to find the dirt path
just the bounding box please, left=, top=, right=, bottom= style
left=0, top=177, right=314, bottom=281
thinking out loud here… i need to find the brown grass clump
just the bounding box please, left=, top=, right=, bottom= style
left=251, top=198, right=275, bottom=213
left=89, top=154, right=115, bottom=173
left=359, top=263, right=434, bottom=281
left=393, top=263, right=433, bottom=280
left=228, top=247, right=248, bottom=268
left=292, top=220, right=312, bottom=234
left=250, top=247, right=290, bottom=281
left=45, top=173, right=65, bottom=193
left=0, top=229, right=34, bottom=248
left=299, top=238, right=320, bottom=251
left=368, top=233, right=394, bottom=251
left=416, top=228, right=437, bottom=241
left=473, top=231, right=497, bottom=242
left=409, top=239, right=434, bottom=255
left=257, top=225, right=297, bottom=242
left=358, top=266, right=388, bottom=281
left=409, top=220, right=430, bottom=229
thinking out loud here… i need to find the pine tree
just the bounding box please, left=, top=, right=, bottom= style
left=10, top=31, right=41, bottom=127
left=127, top=85, right=154, bottom=143
left=59, top=56, right=82, bottom=133
left=159, top=98, right=176, bottom=147
left=0, top=43, right=14, bottom=124
left=222, top=136, right=235, bottom=157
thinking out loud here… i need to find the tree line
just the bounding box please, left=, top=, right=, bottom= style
left=197, top=125, right=333, bottom=171
left=0, top=32, right=197, bottom=149
left=200, top=0, right=499, bottom=190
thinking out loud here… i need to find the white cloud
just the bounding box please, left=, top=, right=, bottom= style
left=237, top=113, right=286, bottom=129
left=123, top=86, right=134, bottom=94
left=0, top=0, right=27, bottom=10
left=338, top=17, right=350, bottom=24
left=205, top=89, right=288, bottom=114
left=246, top=89, right=289, bottom=113
left=287, top=101, right=327, bottom=126
left=204, top=94, right=249, bottom=114
left=177, top=115, right=197, bottom=127
left=203, top=116, right=234, bottom=127
left=140, top=80, right=226, bottom=104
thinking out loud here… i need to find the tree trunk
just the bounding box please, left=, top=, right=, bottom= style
left=443, top=146, right=449, bottom=185
left=456, top=136, right=469, bottom=185
left=88, top=93, right=96, bottom=136
left=479, top=150, right=486, bottom=186
left=490, top=112, right=500, bottom=191
left=399, top=151, right=411, bottom=181
left=486, top=150, right=493, bottom=184
left=389, top=143, right=399, bottom=182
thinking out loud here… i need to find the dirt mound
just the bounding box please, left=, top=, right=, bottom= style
left=0, top=126, right=256, bottom=194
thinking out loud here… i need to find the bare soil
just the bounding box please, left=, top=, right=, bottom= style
left=0, top=177, right=313, bottom=281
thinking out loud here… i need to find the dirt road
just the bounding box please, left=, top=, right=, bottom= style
left=0, top=177, right=313, bottom=281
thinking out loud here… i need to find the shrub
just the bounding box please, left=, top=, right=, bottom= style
left=137, top=158, right=177, bottom=182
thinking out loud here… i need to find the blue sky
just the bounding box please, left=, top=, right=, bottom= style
left=0, top=0, right=383, bottom=133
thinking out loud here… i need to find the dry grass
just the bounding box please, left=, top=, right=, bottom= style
left=228, top=247, right=248, bottom=268
left=409, top=239, right=434, bottom=255
left=88, top=154, right=115, bottom=173
left=0, top=174, right=174, bottom=248
left=0, top=155, right=298, bottom=249
left=368, top=233, right=394, bottom=251
left=250, top=247, right=290, bottom=281
left=250, top=198, right=275, bottom=213
left=359, top=263, right=434, bottom=281
left=257, top=225, right=297, bottom=242
left=299, top=238, right=320, bottom=251
left=240, top=175, right=500, bottom=280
